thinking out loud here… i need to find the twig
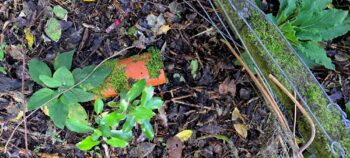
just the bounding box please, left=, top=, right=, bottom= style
left=4, top=46, right=135, bottom=152
left=221, top=40, right=290, bottom=132
left=22, top=49, right=29, bottom=158
left=221, top=40, right=300, bottom=157
left=268, top=74, right=316, bottom=155
left=293, top=92, right=297, bottom=145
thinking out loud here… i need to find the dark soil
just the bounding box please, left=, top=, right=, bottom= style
left=0, top=0, right=349, bottom=158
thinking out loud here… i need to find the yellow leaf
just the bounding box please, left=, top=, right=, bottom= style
left=83, top=0, right=95, bottom=2
left=234, top=124, right=248, bottom=138
left=231, top=107, right=242, bottom=121
left=157, top=25, right=171, bottom=35
left=24, top=28, right=34, bottom=48
left=11, top=110, right=24, bottom=121
left=175, top=130, right=193, bottom=142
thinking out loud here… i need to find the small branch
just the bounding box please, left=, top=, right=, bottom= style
left=269, top=74, right=316, bottom=155
left=22, top=50, right=29, bottom=158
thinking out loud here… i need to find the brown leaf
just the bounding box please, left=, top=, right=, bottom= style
left=231, top=107, right=244, bottom=122
left=136, top=142, right=156, bottom=158
left=234, top=124, right=248, bottom=138
left=198, top=124, right=224, bottom=134
left=167, top=137, right=183, bottom=158
left=219, top=77, right=236, bottom=97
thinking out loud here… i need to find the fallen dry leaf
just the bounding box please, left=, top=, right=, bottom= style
left=175, top=130, right=193, bottom=142
left=167, top=137, right=183, bottom=158
left=136, top=142, right=156, bottom=158
left=231, top=107, right=244, bottom=122
left=234, top=123, right=248, bottom=138
left=157, top=25, right=171, bottom=35
left=198, top=124, right=224, bottom=134
left=219, top=77, right=236, bottom=97
left=24, top=28, right=35, bottom=48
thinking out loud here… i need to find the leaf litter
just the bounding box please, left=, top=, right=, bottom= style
left=0, top=0, right=349, bottom=157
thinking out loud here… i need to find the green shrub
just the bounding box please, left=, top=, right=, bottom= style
left=73, top=79, right=164, bottom=151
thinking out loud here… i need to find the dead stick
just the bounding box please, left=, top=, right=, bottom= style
left=22, top=50, right=29, bottom=158
left=268, top=74, right=316, bottom=154
left=221, top=40, right=300, bottom=157
left=221, top=40, right=289, bottom=132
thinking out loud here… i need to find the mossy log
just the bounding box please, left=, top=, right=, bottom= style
left=213, top=0, right=350, bottom=157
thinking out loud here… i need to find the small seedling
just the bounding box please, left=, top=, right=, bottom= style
left=0, top=43, right=8, bottom=74
left=73, top=79, right=164, bottom=151
left=27, top=50, right=112, bottom=129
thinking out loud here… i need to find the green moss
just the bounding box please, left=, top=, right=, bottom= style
left=109, top=64, right=128, bottom=93
left=91, top=60, right=129, bottom=96
left=146, top=47, right=164, bottom=78
left=215, top=1, right=350, bottom=157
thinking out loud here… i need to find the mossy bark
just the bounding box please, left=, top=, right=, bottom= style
left=214, top=0, right=350, bottom=157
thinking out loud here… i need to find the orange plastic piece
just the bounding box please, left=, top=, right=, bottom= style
left=95, top=53, right=166, bottom=99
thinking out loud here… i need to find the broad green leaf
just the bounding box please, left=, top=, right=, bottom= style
left=71, top=88, right=95, bottom=102
left=54, top=50, right=74, bottom=70
left=118, top=98, right=129, bottom=112
left=297, top=42, right=334, bottom=70
left=126, top=79, right=146, bottom=102
left=72, top=65, right=112, bottom=90
left=68, top=103, right=88, bottom=121
left=48, top=100, right=68, bottom=129
left=105, top=137, right=128, bottom=148
left=60, top=91, right=78, bottom=105
left=140, top=86, right=154, bottom=107
left=145, top=97, right=163, bottom=110
left=28, top=59, right=52, bottom=84
left=190, top=59, right=199, bottom=78
left=276, top=0, right=296, bottom=25
left=94, top=98, right=104, bottom=114
left=52, top=5, right=68, bottom=20
left=27, top=88, right=56, bottom=110
left=39, top=75, right=62, bottom=88
left=53, top=67, right=75, bottom=86
left=98, top=124, right=112, bottom=137
left=140, top=120, right=154, bottom=140
left=130, top=106, right=155, bottom=121
left=111, top=130, right=133, bottom=142
left=100, top=111, right=125, bottom=127
left=91, top=129, right=102, bottom=140
left=66, top=119, right=94, bottom=133
left=292, top=0, right=331, bottom=26
left=319, top=19, right=350, bottom=41
left=299, top=9, right=348, bottom=32
left=76, top=130, right=101, bottom=151
left=280, top=22, right=298, bottom=45
left=45, top=18, right=61, bottom=42
left=122, top=116, right=136, bottom=132
left=295, top=28, right=322, bottom=41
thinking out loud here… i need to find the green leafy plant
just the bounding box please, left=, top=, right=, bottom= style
left=0, top=43, right=8, bottom=74
left=27, top=50, right=112, bottom=129
left=269, top=0, right=350, bottom=69
left=70, top=79, right=163, bottom=151
left=45, top=5, right=68, bottom=42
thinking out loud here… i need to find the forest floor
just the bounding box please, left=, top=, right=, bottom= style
left=0, top=0, right=349, bottom=157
